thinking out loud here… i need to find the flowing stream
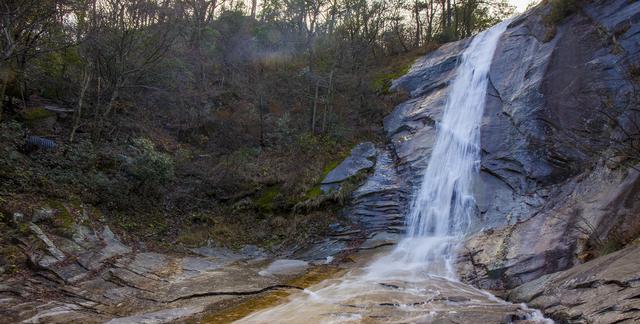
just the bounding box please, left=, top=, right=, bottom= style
left=236, top=20, right=550, bottom=323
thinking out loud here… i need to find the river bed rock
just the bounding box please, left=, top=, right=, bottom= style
left=0, top=216, right=310, bottom=323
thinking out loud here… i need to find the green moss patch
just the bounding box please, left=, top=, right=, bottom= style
left=177, top=227, right=212, bottom=247
left=305, top=185, right=323, bottom=200
left=256, top=185, right=281, bottom=213
left=21, top=107, right=55, bottom=121
left=321, top=160, right=341, bottom=177
left=0, top=244, right=26, bottom=275
left=44, top=201, right=76, bottom=237
left=372, top=64, right=412, bottom=95
left=597, top=238, right=624, bottom=257
left=544, top=0, right=578, bottom=26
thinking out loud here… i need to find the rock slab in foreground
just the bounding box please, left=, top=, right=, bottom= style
left=508, top=244, right=640, bottom=323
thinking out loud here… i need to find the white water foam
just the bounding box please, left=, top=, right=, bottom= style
left=383, top=18, right=510, bottom=279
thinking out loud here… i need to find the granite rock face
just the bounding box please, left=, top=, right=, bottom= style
left=1, top=201, right=378, bottom=323
left=454, top=0, right=640, bottom=290
left=349, top=147, right=408, bottom=235
left=376, top=0, right=640, bottom=320
left=386, top=0, right=640, bottom=284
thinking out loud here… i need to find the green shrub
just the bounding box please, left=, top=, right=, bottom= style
left=598, top=238, right=623, bottom=256
left=129, top=138, right=175, bottom=194
left=544, top=0, right=578, bottom=25
left=86, top=172, right=132, bottom=209
left=256, top=185, right=281, bottom=214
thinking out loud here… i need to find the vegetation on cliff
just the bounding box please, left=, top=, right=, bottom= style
left=0, top=0, right=514, bottom=274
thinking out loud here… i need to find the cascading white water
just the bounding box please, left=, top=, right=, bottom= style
left=389, top=18, right=511, bottom=278
left=234, top=20, right=550, bottom=324
left=357, top=19, right=510, bottom=281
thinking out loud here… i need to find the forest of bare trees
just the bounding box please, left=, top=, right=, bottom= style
left=0, top=0, right=515, bottom=247
left=1, top=0, right=514, bottom=130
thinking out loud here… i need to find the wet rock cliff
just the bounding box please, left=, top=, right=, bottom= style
left=381, top=0, right=640, bottom=322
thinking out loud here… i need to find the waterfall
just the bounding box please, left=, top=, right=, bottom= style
left=407, top=21, right=508, bottom=238
left=236, top=20, right=532, bottom=324
left=366, top=20, right=510, bottom=280
left=398, top=19, right=510, bottom=278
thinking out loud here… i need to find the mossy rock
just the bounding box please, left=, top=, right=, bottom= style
left=305, top=185, right=323, bottom=200
left=256, top=185, right=281, bottom=214
left=544, top=0, right=578, bottom=26
left=20, top=107, right=57, bottom=130
left=322, top=160, right=341, bottom=177
left=21, top=107, right=55, bottom=121
left=486, top=267, right=507, bottom=280
left=45, top=200, right=76, bottom=237
left=0, top=244, right=26, bottom=275
left=597, top=239, right=624, bottom=256
left=372, top=64, right=412, bottom=95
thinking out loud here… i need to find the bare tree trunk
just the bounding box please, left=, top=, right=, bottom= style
left=328, top=0, right=338, bottom=35
left=94, top=76, right=101, bottom=118
left=414, top=1, right=421, bottom=47
left=259, top=95, right=265, bottom=147
left=311, top=79, right=320, bottom=133
left=395, top=26, right=409, bottom=52
left=250, top=0, right=257, bottom=19
left=427, top=0, right=434, bottom=42
left=70, top=65, right=92, bottom=142
left=446, top=0, right=451, bottom=30
left=103, top=77, right=123, bottom=118
left=441, top=0, right=446, bottom=32
left=322, top=70, right=334, bottom=133
left=0, top=68, right=8, bottom=121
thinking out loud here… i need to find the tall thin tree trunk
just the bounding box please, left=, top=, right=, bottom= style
left=414, top=1, right=421, bottom=47
left=328, top=0, right=338, bottom=35
left=322, top=71, right=334, bottom=133
left=0, top=68, right=9, bottom=121
left=441, top=0, right=446, bottom=32
left=103, top=77, right=124, bottom=119
left=94, top=76, right=101, bottom=118
left=70, top=66, right=92, bottom=142
left=259, top=95, right=265, bottom=147
left=311, top=79, right=320, bottom=133
left=446, top=0, right=451, bottom=30
left=427, top=0, right=434, bottom=41
left=250, top=0, right=257, bottom=19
